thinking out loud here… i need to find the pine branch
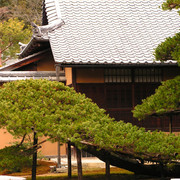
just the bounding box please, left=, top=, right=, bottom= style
left=1, top=41, right=13, bottom=53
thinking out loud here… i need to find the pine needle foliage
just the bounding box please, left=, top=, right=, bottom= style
left=154, top=32, right=180, bottom=65
left=0, top=79, right=179, bottom=162
left=139, top=0, right=180, bottom=123
left=0, top=145, right=32, bottom=173
left=133, top=76, right=180, bottom=120
left=154, top=0, right=180, bottom=64
left=162, top=0, right=180, bottom=12
left=0, top=18, right=31, bottom=61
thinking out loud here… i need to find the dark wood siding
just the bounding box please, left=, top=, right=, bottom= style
left=76, top=84, right=105, bottom=108
left=76, top=83, right=179, bottom=131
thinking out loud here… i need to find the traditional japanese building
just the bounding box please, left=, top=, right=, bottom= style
left=38, top=0, right=179, bottom=131
left=0, top=0, right=180, bottom=157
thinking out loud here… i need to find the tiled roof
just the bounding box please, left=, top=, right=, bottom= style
left=44, top=0, right=180, bottom=65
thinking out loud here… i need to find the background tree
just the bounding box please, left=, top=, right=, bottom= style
left=0, top=0, right=42, bottom=25
left=0, top=18, right=31, bottom=66
left=0, top=79, right=179, bottom=177
left=0, top=6, right=11, bottom=21
left=10, top=0, right=42, bottom=25
left=0, top=0, right=11, bottom=7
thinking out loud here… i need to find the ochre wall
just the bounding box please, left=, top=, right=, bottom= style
left=40, top=141, right=66, bottom=156
left=0, top=129, right=15, bottom=149
left=0, top=129, right=66, bottom=156
left=76, top=68, right=104, bottom=83
left=37, top=53, right=55, bottom=71
left=16, top=52, right=56, bottom=71
left=65, top=68, right=72, bottom=85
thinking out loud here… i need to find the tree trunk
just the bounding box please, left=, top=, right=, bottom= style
left=81, top=142, right=180, bottom=178
left=106, top=160, right=110, bottom=179
left=57, top=140, right=61, bottom=168
left=76, top=147, right=83, bottom=180
left=32, top=131, right=38, bottom=180
left=67, top=142, right=72, bottom=179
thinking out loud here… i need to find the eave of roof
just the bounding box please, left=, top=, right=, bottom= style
left=18, top=38, right=50, bottom=59
left=58, top=60, right=178, bottom=67
left=18, top=17, right=64, bottom=59
left=0, top=49, right=51, bottom=71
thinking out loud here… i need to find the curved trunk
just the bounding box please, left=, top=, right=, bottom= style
left=82, top=143, right=180, bottom=178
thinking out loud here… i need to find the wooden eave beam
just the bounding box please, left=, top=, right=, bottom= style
left=57, top=63, right=179, bottom=68
left=0, top=49, right=50, bottom=71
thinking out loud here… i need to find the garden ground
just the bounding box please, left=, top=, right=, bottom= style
left=0, top=157, right=172, bottom=180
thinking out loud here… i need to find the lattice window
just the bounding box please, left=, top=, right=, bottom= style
left=134, top=68, right=162, bottom=82
left=104, top=69, right=132, bottom=83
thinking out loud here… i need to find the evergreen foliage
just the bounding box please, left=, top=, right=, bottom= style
left=0, top=145, right=32, bottom=173
left=154, top=32, right=180, bottom=65
left=0, top=79, right=179, bottom=163
left=0, top=18, right=31, bottom=63
left=133, top=76, right=180, bottom=120
left=154, top=0, right=180, bottom=64
left=162, top=0, right=180, bottom=12
left=136, top=0, right=180, bottom=121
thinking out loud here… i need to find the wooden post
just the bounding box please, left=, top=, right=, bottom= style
left=105, top=160, right=110, bottom=179
left=160, top=162, right=164, bottom=178
left=56, top=65, right=60, bottom=82
left=76, top=147, right=83, bottom=180
left=169, top=115, right=173, bottom=133
left=0, top=49, right=2, bottom=67
left=67, top=142, right=72, bottom=178
left=56, top=66, right=61, bottom=169
left=32, top=131, right=38, bottom=180
left=57, top=140, right=61, bottom=168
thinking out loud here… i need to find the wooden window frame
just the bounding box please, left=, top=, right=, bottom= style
left=104, top=68, right=163, bottom=83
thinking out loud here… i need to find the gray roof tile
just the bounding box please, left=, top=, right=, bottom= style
left=45, top=0, right=180, bottom=65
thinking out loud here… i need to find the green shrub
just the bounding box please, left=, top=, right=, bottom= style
left=0, top=145, right=32, bottom=173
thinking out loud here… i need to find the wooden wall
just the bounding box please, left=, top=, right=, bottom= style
left=75, top=66, right=180, bottom=132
